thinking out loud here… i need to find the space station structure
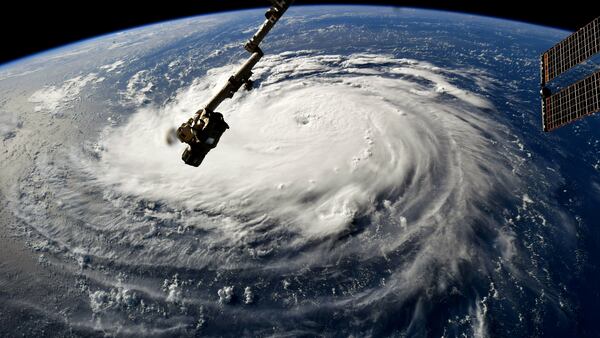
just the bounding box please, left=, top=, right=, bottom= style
left=540, top=16, right=600, bottom=131
left=175, top=0, right=294, bottom=167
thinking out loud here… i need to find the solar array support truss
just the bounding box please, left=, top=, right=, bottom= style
left=541, top=17, right=600, bottom=131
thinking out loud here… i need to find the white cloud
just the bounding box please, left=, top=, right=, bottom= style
left=88, top=52, right=516, bottom=248
left=100, top=60, right=125, bottom=73
left=28, top=73, right=99, bottom=114
left=121, top=70, right=154, bottom=105
left=0, top=111, right=21, bottom=139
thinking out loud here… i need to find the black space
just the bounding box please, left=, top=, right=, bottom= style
left=0, top=0, right=597, bottom=65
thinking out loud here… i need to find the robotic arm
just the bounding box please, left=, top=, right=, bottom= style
left=175, top=0, right=294, bottom=167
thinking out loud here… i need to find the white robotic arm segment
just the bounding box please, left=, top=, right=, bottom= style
left=175, top=0, right=294, bottom=167
left=244, top=0, right=293, bottom=53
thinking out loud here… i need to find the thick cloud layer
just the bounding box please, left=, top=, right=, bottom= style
left=9, top=51, right=534, bottom=335
left=91, top=51, right=516, bottom=262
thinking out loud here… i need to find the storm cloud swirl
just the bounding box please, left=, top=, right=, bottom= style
left=11, top=52, right=532, bottom=336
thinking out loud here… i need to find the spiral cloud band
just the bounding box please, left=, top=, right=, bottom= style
left=12, top=51, right=529, bottom=335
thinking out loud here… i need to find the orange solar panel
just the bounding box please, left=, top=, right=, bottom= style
left=542, top=70, right=600, bottom=131
left=541, top=17, right=600, bottom=132
left=541, top=17, right=600, bottom=84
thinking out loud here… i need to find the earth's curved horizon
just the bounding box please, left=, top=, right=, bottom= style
left=1, top=5, right=599, bottom=338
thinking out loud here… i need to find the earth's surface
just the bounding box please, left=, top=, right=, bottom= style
left=1, top=5, right=599, bottom=337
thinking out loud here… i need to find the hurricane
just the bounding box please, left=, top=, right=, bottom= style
left=1, top=6, right=594, bottom=338
left=3, top=51, right=551, bottom=335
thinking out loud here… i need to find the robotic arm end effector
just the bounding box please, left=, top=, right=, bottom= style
left=176, top=110, right=230, bottom=167
left=173, top=0, right=292, bottom=167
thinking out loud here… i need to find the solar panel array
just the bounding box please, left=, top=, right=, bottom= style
left=541, top=17, right=600, bottom=84
left=540, top=16, right=600, bottom=132
left=543, top=70, right=600, bottom=131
